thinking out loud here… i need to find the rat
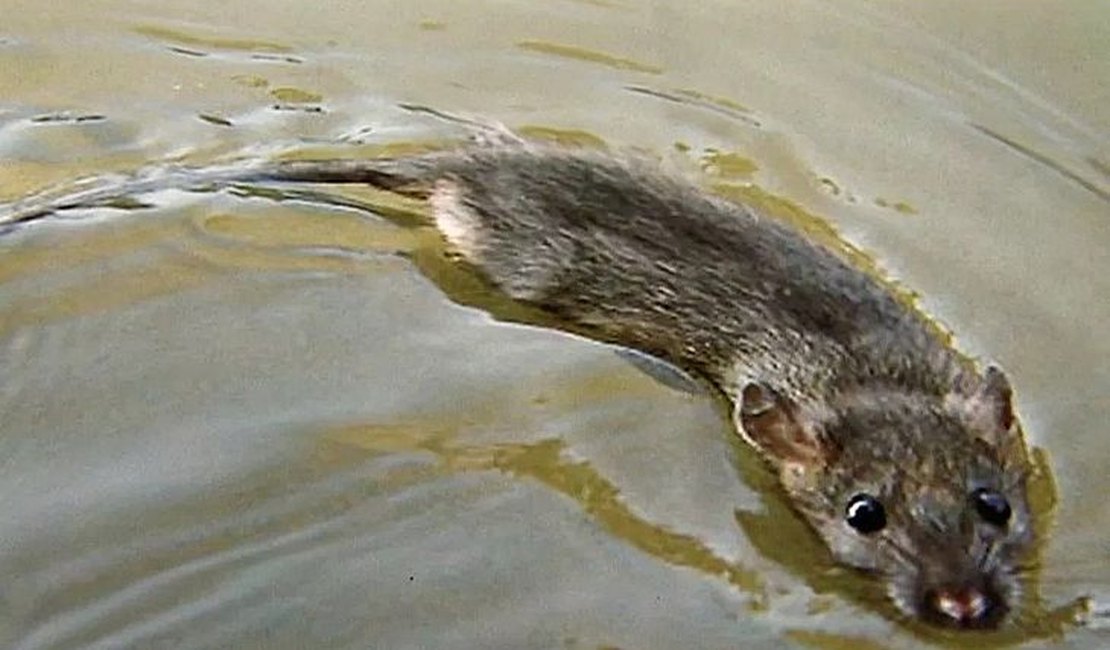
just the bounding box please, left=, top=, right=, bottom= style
left=0, top=140, right=1037, bottom=629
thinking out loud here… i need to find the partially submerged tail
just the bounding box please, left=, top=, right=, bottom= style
left=248, top=157, right=446, bottom=196
left=0, top=154, right=450, bottom=231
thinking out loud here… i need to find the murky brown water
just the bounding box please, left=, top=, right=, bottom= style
left=1, top=1, right=1107, bottom=648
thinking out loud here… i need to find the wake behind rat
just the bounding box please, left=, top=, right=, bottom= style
left=0, top=140, right=1038, bottom=629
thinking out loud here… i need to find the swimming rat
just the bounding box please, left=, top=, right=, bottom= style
left=0, top=141, right=1037, bottom=629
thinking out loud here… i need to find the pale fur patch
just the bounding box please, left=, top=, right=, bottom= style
left=430, top=179, right=481, bottom=260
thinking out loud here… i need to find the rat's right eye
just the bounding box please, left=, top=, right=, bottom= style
left=846, top=494, right=886, bottom=534
left=971, top=488, right=1011, bottom=527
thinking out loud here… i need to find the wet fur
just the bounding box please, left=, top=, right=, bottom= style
left=376, top=144, right=1033, bottom=627
left=0, top=141, right=1036, bottom=627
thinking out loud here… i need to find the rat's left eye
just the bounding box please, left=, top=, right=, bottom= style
left=972, top=488, right=1011, bottom=527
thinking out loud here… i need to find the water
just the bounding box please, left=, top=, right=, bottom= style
left=0, top=1, right=1107, bottom=648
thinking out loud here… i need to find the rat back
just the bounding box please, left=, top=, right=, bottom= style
left=417, top=147, right=958, bottom=399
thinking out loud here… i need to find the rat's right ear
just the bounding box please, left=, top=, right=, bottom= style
left=738, top=382, right=830, bottom=471
left=949, top=365, right=1022, bottom=456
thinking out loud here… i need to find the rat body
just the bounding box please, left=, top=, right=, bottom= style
left=0, top=142, right=1036, bottom=628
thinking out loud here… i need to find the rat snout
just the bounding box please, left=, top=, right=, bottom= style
left=920, top=580, right=1008, bottom=629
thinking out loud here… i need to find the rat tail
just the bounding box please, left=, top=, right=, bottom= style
left=0, top=154, right=451, bottom=232
left=242, top=156, right=446, bottom=196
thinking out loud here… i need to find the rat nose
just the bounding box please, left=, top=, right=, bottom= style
left=923, top=584, right=1005, bottom=628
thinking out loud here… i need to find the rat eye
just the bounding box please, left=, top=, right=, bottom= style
left=845, top=493, right=886, bottom=534
left=972, top=488, right=1011, bottom=526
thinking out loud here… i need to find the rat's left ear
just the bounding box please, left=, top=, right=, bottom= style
left=952, top=365, right=1017, bottom=446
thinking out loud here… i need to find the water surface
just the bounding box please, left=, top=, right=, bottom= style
left=1, top=1, right=1107, bottom=648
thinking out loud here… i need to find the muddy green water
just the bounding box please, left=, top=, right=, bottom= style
left=0, top=1, right=1107, bottom=649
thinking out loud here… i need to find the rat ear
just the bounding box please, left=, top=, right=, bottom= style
left=952, top=365, right=1016, bottom=445
left=738, top=382, right=830, bottom=470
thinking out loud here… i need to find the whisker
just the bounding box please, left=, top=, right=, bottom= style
left=876, top=532, right=918, bottom=569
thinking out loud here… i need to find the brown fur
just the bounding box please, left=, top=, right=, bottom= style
left=0, top=141, right=1037, bottom=628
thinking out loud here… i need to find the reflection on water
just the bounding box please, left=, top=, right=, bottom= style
left=0, top=0, right=1107, bottom=648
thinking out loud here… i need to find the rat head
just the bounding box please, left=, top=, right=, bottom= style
left=737, top=367, right=1034, bottom=629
